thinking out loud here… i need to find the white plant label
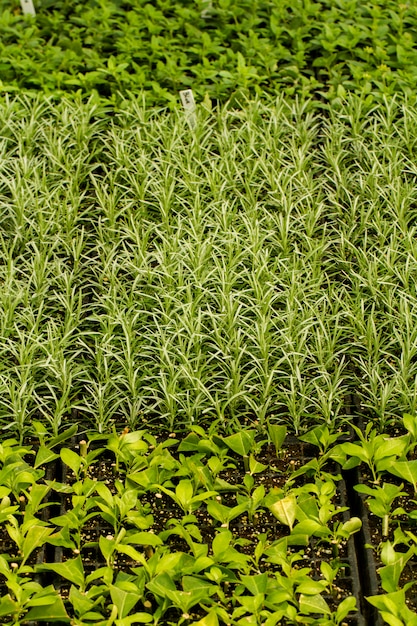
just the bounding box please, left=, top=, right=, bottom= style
left=20, top=0, right=36, bottom=15
left=179, top=89, right=197, bottom=130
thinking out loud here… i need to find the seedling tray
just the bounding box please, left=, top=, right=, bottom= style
left=45, top=434, right=366, bottom=625
left=0, top=431, right=368, bottom=625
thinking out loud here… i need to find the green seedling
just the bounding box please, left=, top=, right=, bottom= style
left=335, top=423, right=408, bottom=483
left=6, top=516, right=54, bottom=571
left=60, top=442, right=104, bottom=481
left=232, top=591, right=267, bottom=624
left=49, top=477, right=99, bottom=553
left=355, top=481, right=407, bottom=537
left=299, top=425, right=344, bottom=456
left=98, top=527, right=163, bottom=569
left=0, top=439, right=44, bottom=500
left=378, top=537, right=415, bottom=593
left=94, top=479, right=153, bottom=533
left=178, top=426, right=227, bottom=457
left=387, top=460, right=417, bottom=495
left=367, top=589, right=417, bottom=626
left=147, top=572, right=218, bottom=622
left=248, top=454, right=268, bottom=476
left=222, top=430, right=258, bottom=472
left=292, top=479, right=362, bottom=556
left=132, top=548, right=214, bottom=622
left=207, top=498, right=249, bottom=529
left=0, top=460, right=44, bottom=501
left=207, top=454, right=237, bottom=479
left=265, top=489, right=297, bottom=531
left=0, top=556, right=69, bottom=625
left=106, top=427, right=151, bottom=473
left=127, top=450, right=180, bottom=493
left=31, top=421, right=78, bottom=466
left=266, top=558, right=328, bottom=617
left=160, top=516, right=207, bottom=558
left=266, top=423, right=287, bottom=458
left=154, top=479, right=218, bottom=516
left=175, top=453, right=218, bottom=491
left=320, top=561, right=347, bottom=598
left=403, top=413, right=417, bottom=451
left=236, top=483, right=266, bottom=524
left=210, top=529, right=251, bottom=572
left=19, top=482, right=55, bottom=525
left=37, top=554, right=87, bottom=592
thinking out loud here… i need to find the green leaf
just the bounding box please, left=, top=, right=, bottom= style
left=207, top=500, right=247, bottom=524
left=60, top=449, right=82, bottom=476
left=110, top=584, right=141, bottom=619
left=292, top=520, right=325, bottom=537
left=223, top=431, right=256, bottom=457
left=190, top=490, right=219, bottom=504
left=0, top=595, right=16, bottom=617
left=340, top=517, right=362, bottom=537
left=86, top=566, right=114, bottom=586
left=69, top=586, right=95, bottom=616
left=268, top=493, right=297, bottom=530
left=116, top=544, right=147, bottom=564
left=166, top=588, right=207, bottom=613
left=25, top=483, right=53, bottom=512
left=154, top=552, right=189, bottom=576
left=95, top=481, right=113, bottom=506
left=388, top=460, right=417, bottom=491
left=335, top=596, right=357, bottom=621
left=37, top=556, right=85, bottom=588
left=48, top=425, right=78, bottom=449
left=354, top=484, right=378, bottom=496
left=267, top=424, right=287, bottom=454
left=24, top=592, right=69, bottom=622
left=212, top=530, right=232, bottom=557
left=146, top=572, right=176, bottom=597
left=34, top=445, right=59, bottom=469
left=375, top=438, right=408, bottom=463
left=299, top=593, right=330, bottom=615
left=403, top=414, right=417, bottom=440
left=240, top=573, right=268, bottom=595
left=125, top=532, right=162, bottom=546
left=249, top=455, right=267, bottom=475
left=99, top=535, right=116, bottom=562
left=175, top=480, right=193, bottom=508
left=22, top=525, right=54, bottom=562
left=339, top=442, right=370, bottom=464
left=178, top=433, right=200, bottom=452
left=297, top=581, right=328, bottom=595
left=379, top=564, right=402, bottom=594
left=182, top=576, right=216, bottom=595
left=236, top=593, right=265, bottom=614
left=366, top=592, right=401, bottom=613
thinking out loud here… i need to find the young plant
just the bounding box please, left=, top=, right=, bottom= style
left=222, top=429, right=259, bottom=472
left=154, top=479, right=218, bottom=516
left=335, top=423, right=408, bottom=483
left=299, top=424, right=344, bottom=457
left=207, top=497, right=248, bottom=529
left=94, top=479, right=153, bottom=533
left=354, top=481, right=407, bottom=537
left=60, top=440, right=104, bottom=481
left=266, top=423, right=287, bottom=458
left=367, top=589, right=417, bottom=626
